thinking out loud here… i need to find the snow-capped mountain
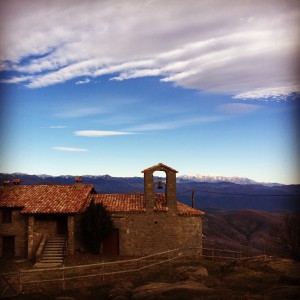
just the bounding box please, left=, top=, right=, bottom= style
left=4, top=172, right=280, bottom=186
left=178, top=174, right=272, bottom=185
left=2, top=172, right=298, bottom=211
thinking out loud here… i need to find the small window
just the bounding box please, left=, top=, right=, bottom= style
left=2, top=210, right=12, bottom=223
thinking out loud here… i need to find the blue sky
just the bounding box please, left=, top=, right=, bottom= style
left=0, top=0, right=299, bottom=184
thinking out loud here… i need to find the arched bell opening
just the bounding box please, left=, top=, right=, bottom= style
left=142, top=163, right=178, bottom=212
left=154, top=171, right=166, bottom=191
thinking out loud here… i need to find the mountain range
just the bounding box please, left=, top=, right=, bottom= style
left=1, top=172, right=283, bottom=185
left=177, top=174, right=280, bottom=186
left=1, top=172, right=299, bottom=211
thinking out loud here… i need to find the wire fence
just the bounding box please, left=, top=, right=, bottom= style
left=1, top=247, right=242, bottom=296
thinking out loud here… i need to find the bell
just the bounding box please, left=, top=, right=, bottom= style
left=157, top=179, right=164, bottom=189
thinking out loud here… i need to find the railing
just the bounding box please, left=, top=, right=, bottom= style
left=35, top=234, right=48, bottom=263
left=62, top=238, right=68, bottom=263
left=202, top=247, right=242, bottom=261
left=1, top=247, right=243, bottom=295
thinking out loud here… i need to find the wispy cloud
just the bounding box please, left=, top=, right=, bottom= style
left=126, top=115, right=227, bottom=131
left=216, top=103, right=263, bottom=114
left=75, top=78, right=91, bottom=85
left=48, top=125, right=68, bottom=129
left=0, top=75, right=33, bottom=84
left=55, top=107, right=105, bottom=118
left=0, top=0, right=299, bottom=99
left=74, top=130, right=136, bottom=137
left=52, top=147, right=88, bottom=152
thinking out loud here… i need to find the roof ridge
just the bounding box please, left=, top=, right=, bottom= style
left=141, top=163, right=178, bottom=173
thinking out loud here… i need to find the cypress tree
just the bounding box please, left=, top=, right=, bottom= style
left=81, top=199, right=113, bottom=254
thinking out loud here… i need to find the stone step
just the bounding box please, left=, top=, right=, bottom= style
left=34, top=237, right=67, bottom=268
left=47, top=241, right=65, bottom=244
left=40, top=260, right=63, bottom=264
left=48, top=242, right=65, bottom=244
left=44, top=247, right=64, bottom=250
left=43, top=253, right=63, bottom=256
left=41, top=257, right=63, bottom=261
left=34, top=262, right=62, bottom=268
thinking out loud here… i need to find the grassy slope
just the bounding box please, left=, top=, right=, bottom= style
left=202, top=209, right=285, bottom=256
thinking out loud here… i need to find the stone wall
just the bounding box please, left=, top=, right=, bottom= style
left=0, top=209, right=28, bottom=258
left=73, top=211, right=202, bottom=257
left=28, top=215, right=68, bottom=258
left=34, top=216, right=58, bottom=237
left=112, top=211, right=202, bottom=256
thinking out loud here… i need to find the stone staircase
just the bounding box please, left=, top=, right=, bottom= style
left=35, top=236, right=67, bottom=268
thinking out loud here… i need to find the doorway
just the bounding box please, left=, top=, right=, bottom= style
left=2, top=236, right=15, bottom=258
left=102, top=229, right=119, bottom=256
left=56, top=216, right=68, bottom=235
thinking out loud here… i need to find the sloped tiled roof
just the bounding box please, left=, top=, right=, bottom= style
left=0, top=185, right=203, bottom=216
left=91, top=193, right=204, bottom=216
left=0, top=185, right=94, bottom=214
left=89, top=194, right=146, bottom=213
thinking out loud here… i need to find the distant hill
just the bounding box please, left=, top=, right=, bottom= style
left=1, top=173, right=299, bottom=211
left=202, top=208, right=285, bottom=256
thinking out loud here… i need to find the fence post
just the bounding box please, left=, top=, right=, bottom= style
left=102, top=259, right=105, bottom=284
left=18, top=271, right=22, bottom=295
left=62, top=264, right=65, bottom=291
left=136, top=258, right=141, bottom=279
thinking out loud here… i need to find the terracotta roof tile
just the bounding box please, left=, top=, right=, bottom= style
left=91, top=193, right=204, bottom=216
left=176, top=202, right=205, bottom=216
left=0, top=185, right=94, bottom=214
left=0, top=185, right=204, bottom=216
left=90, top=194, right=146, bottom=213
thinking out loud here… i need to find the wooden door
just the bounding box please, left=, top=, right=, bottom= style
left=2, top=236, right=15, bottom=259
left=102, top=229, right=119, bottom=256
left=56, top=216, right=68, bottom=235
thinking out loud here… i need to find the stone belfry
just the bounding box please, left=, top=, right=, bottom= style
left=141, top=163, right=178, bottom=212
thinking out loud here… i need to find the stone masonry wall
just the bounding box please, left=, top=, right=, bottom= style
left=28, top=216, right=58, bottom=258
left=34, top=217, right=57, bottom=237
left=112, top=212, right=202, bottom=256
left=0, top=209, right=28, bottom=258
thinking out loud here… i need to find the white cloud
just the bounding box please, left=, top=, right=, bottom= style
left=53, top=147, right=88, bottom=152
left=0, top=0, right=299, bottom=99
left=233, top=85, right=300, bottom=100
left=0, top=75, right=33, bottom=84
left=74, top=130, right=136, bottom=137
left=75, top=78, right=91, bottom=85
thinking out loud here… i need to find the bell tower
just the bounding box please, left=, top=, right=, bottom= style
left=141, top=163, right=178, bottom=212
